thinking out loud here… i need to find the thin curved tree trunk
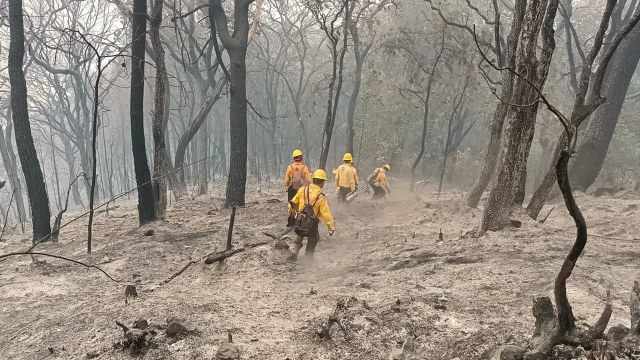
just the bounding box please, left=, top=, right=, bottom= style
left=173, top=77, right=227, bottom=197
left=410, top=44, right=444, bottom=192
left=438, top=80, right=468, bottom=197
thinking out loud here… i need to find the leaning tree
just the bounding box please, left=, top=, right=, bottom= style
left=8, top=0, right=52, bottom=242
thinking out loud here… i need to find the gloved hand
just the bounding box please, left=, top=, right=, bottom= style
left=387, top=188, right=391, bottom=195
left=328, top=230, right=334, bottom=236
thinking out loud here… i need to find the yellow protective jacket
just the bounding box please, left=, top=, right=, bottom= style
left=374, top=168, right=389, bottom=189
left=335, top=163, right=358, bottom=191
left=288, top=185, right=335, bottom=231
left=285, top=162, right=312, bottom=191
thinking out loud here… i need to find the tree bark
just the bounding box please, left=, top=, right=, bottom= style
left=8, top=0, right=52, bottom=242
left=150, top=0, right=168, bottom=219
left=569, top=25, right=640, bottom=190
left=479, top=0, right=558, bottom=233
left=130, top=0, right=156, bottom=224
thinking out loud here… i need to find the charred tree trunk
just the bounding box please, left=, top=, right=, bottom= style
left=569, top=25, right=640, bottom=190
left=130, top=0, right=156, bottom=224
left=210, top=0, right=255, bottom=207
left=225, top=48, right=248, bottom=206
left=150, top=0, right=168, bottom=219
left=8, top=0, right=51, bottom=242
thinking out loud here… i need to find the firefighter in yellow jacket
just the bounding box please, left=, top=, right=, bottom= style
left=334, top=153, right=358, bottom=204
left=285, top=149, right=312, bottom=201
left=372, top=164, right=391, bottom=200
left=288, top=169, right=335, bottom=260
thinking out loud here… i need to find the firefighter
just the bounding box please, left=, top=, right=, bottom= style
left=335, top=153, right=358, bottom=204
left=285, top=149, right=312, bottom=201
left=372, top=164, right=391, bottom=200
left=288, top=169, right=334, bottom=261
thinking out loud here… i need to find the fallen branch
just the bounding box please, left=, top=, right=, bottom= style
left=160, top=260, right=196, bottom=285
left=204, top=241, right=270, bottom=265
left=0, top=251, right=119, bottom=282
left=538, top=206, right=555, bottom=224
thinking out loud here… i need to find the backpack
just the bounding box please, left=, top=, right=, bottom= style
left=293, top=187, right=324, bottom=237
left=290, top=165, right=305, bottom=190
left=367, top=170, right=380, bottom=187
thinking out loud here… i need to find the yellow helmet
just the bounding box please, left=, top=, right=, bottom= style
left=312, top=169, right=328, bottom=181
left=343, top=153, right=353, bottom=161
left=384, top=164, right=391, bottom=171
left=292, top=149, right=303, bottom=158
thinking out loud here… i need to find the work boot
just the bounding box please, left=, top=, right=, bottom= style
left=288, top=242, right=303, bottom=262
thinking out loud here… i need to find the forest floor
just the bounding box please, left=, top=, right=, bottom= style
left=1, top=182, right=639, bottom=359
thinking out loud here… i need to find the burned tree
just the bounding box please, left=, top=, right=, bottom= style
left=210, top=0, right=259, bottom=207
left=309, top=0, right=351, bottom=170
left=8, top=0, right=52, bottom=242
left=345, top=0, right=391, bottom=155
left=149, top=0, right=169, bottom=218
left=426, top=0, right=516, bottom=209
left=397, top=36, right=445, bottom=192
left=130, top=0, right=156, bottom=224
left=476, top=0, right=557, bottom=234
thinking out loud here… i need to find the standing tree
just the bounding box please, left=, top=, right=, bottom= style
left=345, top=0, right=391, bottom=155
left=130, top=0, right=156, bottom=223
left=309, top=0, right=351, bottom=170
left=149, top=0, right=169, bottom=218
left=210, top=0, right=258, bottom=207
left=426, top=0, right=514, bottom=209
left=397, top=39, right=445, bottom=192
left=8, top=0, right=52, bottom=242
left=476, top=0, right=557, bottom=234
